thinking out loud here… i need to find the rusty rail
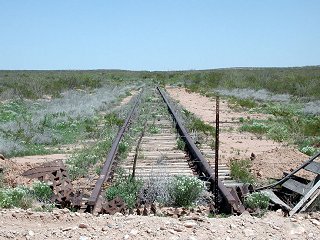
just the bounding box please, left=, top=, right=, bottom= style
left=157, top=87, right=245, bottom=213
left=87, top=90, right=143, bottom=211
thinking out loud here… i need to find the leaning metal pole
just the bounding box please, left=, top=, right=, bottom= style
left=214, top=96, right=220, bottom=212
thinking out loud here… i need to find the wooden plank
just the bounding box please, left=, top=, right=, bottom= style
left=282, top=179, right=311, bottom=195
left=261, top=189, right=291, bottom=211
left=304, top=161, right=320, bottom=174
left=289, top=180, right=320, bottom=216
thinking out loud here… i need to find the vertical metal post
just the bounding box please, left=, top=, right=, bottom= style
left=214, top=96, right=220, bottom=212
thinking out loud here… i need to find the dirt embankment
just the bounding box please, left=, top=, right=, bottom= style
left=166, top=86, right=309, bottom=180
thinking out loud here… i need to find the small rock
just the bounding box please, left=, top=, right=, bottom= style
left=184, top=221, right=197, bottom=228
left=229, top=224, right=237, bottom=229
left=243, top=228, right=254, bottom=237
left=276, top=209, right=283, bottom=216
left=124, top=234, right=130, bottom=239
left=61, top=208, right=70, bottom=214
left=28, top=230, right=35, bottom=236
left=311, top=219, right=320, bottom=226
left=62, top=227, right=72, bottom=232
left=114, top=212, right=123, bottom=217
left=78, top=223, right=89, bottom=229
left=130, top=229, right=138, bottom=235
left=12, top=213, right=17, bottom=218
left=289, top=224, right=305, bottom=235
left=168, top=229, right=176, bottom=234
left=241, top=211, right=250, bottom=216
left=226, top=230, right=231, bottom=233
left=174, top=228, right=183, bottom=232
left=160, top=226, right=166, bottom=230
left=225, top=237, right=231, bottom=240
left=0, top=154, right=4, bottom=160
left=79, top=236, right=88, bottom=240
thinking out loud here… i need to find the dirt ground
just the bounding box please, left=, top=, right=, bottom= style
left=166, top=86, right=309, bottom=180
left=0, top=208, right=319, bottom=240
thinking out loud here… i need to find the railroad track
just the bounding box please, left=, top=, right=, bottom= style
left=21, top=87, right=319, bottom=216
left=84, top=87, right=249, bottom=214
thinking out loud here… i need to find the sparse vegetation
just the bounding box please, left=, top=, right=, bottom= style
left=230, top=159, right=255, bottom=184
left=244, top=192, right=270, bottom=211
left=105, top=175, right=144, bottom=209
left=176, top=138, right=186, bottom=151
left=169, top=175, right=205, bottom=207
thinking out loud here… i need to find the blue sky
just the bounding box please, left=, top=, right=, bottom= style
left=0, top=0, right=319, bottom=70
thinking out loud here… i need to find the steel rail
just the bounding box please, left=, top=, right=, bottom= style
left=157, top=87, right=245, bottom=213
left=87, top=90, right=143, bottom=211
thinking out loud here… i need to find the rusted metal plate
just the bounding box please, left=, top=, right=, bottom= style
left=22, top=160, right=77, bottom=207
left=100, top=197, right=126, bottom=215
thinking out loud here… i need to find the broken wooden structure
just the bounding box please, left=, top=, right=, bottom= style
left=258, top=152, right=320, bottom=215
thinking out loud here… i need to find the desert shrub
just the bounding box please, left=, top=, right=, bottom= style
left=240, top=121, right=269, bottom=135
left=105, top=176, right=143, bottom=209
left=0, top=187, right=33, bottom=209
left=267, top=124, right=289, bottom=142
left=244, top=192, right=269, bottom=210
left=32, top=181, right=53, bottom=202
left=299, top=146, right=318, bottom=156
left=233, top=98, right=258, bottom=109
left=139, top=175, right=173, bottom=205
left=169, top=176, right=205, bottom=207
left=189, top=118, right=215, bottom=135
left=230, top=159, right=255, bottom=184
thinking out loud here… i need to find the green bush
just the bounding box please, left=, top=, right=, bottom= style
left=0, top=187, right=33, bottom=209
left=240, top=121, right=269, bottom=135
left=267, top=124, right=289, bottom=142
left=189, top=118, right=215, bottom=135
left=169, top=176, right=204, bottom=207
left=105, top=176, right=143, bottom=209
left=32, top=181, right=53, bottom=202
left=299, top=146, right=318, bottom=156
left=244, top=192, right=269, bottom=210
left=230, top=159, right=255, bottom=184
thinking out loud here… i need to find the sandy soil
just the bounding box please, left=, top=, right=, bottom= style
left=166, top=86, right=309, bottom=180
left=0, top=208, right=319, bottom=240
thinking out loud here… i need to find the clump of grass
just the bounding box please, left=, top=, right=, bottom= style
left=231, top=97, right=258, bottom=109
left=189, top=118, right=215, bottom=135
left=105, top=175, right=143, bottom=209
left=230, top=159, right=255, bottom=184
left=139, top=175, right=173, bottom=205
left=266, top=124, right=289, bottom=142
left=148, top=124, right=160, bottom=134
left=244, top=192, right=269, bottom=210
left=240, top=121, right=270, bottom=135
left=31, top=181, right=53, bottom=202
left=176, top=138, right=186, bottom=151
left=0, top=186, right=33, bottom=209
left=299, top=146, right=318, bottom=156
left=169, top=176, right=205, bottom=207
